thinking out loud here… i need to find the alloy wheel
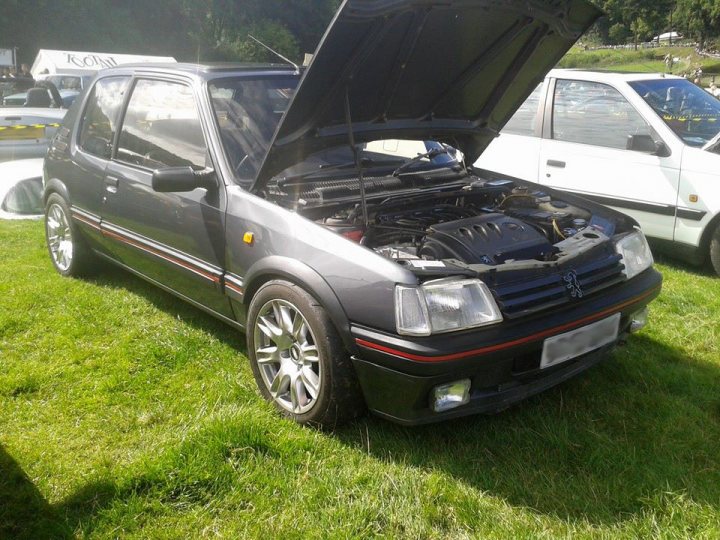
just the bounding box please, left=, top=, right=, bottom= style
left=46, top=203, right=74, bottom=272
left=253, top=299, right=322, bottom=414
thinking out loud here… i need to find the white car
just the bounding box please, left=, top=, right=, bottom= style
left=0, top=108, right=65, bottom=162
left=0, top=158, right=44, bottom=219
left=475, top=69, right=720, bottom=274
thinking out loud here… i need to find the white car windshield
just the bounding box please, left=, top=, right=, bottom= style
left=630, top=78, right=720, bottom=147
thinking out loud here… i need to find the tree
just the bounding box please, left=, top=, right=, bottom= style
left=590, top=0, right=676, bottom=45
left=0, top=0, right=340, bottom=66
left=675, top=0, right=720, bottom=48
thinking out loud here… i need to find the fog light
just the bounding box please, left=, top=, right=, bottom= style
left=431, top=379, right=471, bottom=413
left=630, top=307, right=649, bottom=333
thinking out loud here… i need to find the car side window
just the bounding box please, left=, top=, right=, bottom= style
left=117, top=79, right=207, bottom=170
left=552, top=79, right=655, bottom=150
left=78, top=76, right=130, bottom=159
left=503, top=82, right=544, bottom=136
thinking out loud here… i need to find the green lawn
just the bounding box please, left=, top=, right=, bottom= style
left=1, top=219, right=719, bottom=539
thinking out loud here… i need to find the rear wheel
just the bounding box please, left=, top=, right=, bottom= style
left=44, top=193, right=96, bottom=277
left=247, top=280, right=364, bottom=428
left=710, top=223, right=720, bottom=276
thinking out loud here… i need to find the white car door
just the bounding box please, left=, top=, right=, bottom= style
left=474, top=82, right=545, bottom=182
left=537, top=78, right=681, bottom=241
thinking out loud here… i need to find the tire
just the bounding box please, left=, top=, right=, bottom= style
left=44, top=193, right=97, bottom=277
left=246, top=279, right=365, bottom=428
left=710, top=223, right=720, bottom=276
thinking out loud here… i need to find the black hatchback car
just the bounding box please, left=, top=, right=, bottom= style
left=44, top=0, right=661, bottom=426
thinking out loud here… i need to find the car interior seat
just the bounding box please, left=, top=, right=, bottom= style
left=24, top=88, right=52, bottom=108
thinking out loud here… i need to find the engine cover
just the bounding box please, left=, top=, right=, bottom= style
left=419, top=214, right=555, bottom=265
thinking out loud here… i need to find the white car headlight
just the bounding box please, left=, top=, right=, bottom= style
left=395, top=278, right=503, bottom=336
left=615, top=229, right=654, bottom=280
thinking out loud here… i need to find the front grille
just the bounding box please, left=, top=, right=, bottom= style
left=492, top=253, right=626, bottom=319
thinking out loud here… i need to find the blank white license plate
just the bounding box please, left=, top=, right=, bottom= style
left=540, top=313, right=621, bottom=369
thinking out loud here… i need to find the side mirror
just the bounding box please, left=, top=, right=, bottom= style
left=626, top=134, right=671, bottom=157
left=151, top=167, right=216, bottom=193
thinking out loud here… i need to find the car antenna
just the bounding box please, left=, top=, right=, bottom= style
left=344, top=87, right=370, bottom=229
left=248, top=35, right=299, bottom=72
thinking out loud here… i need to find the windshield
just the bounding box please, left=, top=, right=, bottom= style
left=209, top=75, right=460, bottom=184
left=630, top=78, right=720, bottom=147
left=209, top=75, right=299, bottom=181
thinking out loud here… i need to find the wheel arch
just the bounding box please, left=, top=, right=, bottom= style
left=242, top=256, right=357, bottom=353
left=43, top=177, right=71, bottom=205
left=698, top=211, right=720, bottom=263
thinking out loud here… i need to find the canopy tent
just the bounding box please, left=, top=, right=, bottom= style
left=31, top=49, right=176, bottom=78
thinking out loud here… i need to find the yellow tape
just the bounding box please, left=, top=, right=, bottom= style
left=0, top=123, right=61, bottom=131
left=661, top=113, right=720, bottom=122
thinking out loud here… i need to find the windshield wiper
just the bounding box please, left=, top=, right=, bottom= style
left=391, top=147, right=451, bottom=177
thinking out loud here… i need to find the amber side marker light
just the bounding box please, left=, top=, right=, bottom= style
left=243, top=232, right=254, bottom=245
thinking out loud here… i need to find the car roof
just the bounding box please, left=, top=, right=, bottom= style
left=548, top=68, right=686, bottom=83
left=96, top=62, right=299, bottom=81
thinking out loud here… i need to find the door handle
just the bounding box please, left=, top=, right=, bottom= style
left=105, top=176, right=119, bottom=194
left=546, top=160, right=566, bottom=168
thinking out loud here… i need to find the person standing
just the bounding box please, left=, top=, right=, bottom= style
left=664, top=53, right=674, bottom=73
left=18, top=63, right=33, bottom=80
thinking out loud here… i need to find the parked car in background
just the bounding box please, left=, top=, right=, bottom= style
left=475, top=69, right=720, bottom=275
left=0, top=108, right=65, bottom=162
left=0, top=158, right=44, bottom=219
left=43, top=0, right=661, bottom=427
left=1, top=76, right=75, bottom=107
left=38, top=73, right=93, bottom=92
left=3, top=87, right=80, bottom=108
left=33, top=72, right=94, bottom=107
left=0, top=77, right=34, bottom=100
left=0, top=78, right=67, bottom=162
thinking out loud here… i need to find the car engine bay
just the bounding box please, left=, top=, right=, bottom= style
left=268, top=174, right=633, bottom=275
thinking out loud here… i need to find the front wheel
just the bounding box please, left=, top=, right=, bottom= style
left=246, top=280, right=364, bottom=428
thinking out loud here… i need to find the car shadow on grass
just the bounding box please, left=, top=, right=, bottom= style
left=85, top=263, right=246, bottom=353
left=336, top=334, right=720, bottom=526
left=653, top=251, right=717, bottom=277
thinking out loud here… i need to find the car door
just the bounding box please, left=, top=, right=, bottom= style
left=101, top=76, right=234, bottom=318
left=473, top=82, right=545, bottom=182
left=64, top=75, right=130, bottom=250
left=537, top=78, right=681, bottom=241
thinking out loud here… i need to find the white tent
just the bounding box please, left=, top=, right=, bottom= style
left=654, top=32, right=682, bottom=42
left=31, top=49, right=176, bottom=78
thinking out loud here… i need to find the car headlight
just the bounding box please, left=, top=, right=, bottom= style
left=615, top=229, right=654, bottom=280
left=395, top=278, right=502, bottom=336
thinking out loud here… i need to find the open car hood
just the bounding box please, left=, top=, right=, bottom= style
left=251, top=0, right=601, bottom=190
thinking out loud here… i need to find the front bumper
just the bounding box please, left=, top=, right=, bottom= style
left=350, top=268, right=662, bottom=425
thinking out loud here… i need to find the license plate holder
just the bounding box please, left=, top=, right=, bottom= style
left=541, top=313, right=621, bottom=369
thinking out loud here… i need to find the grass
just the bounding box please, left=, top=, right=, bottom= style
left=1, top=219, right=719, bottom=538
